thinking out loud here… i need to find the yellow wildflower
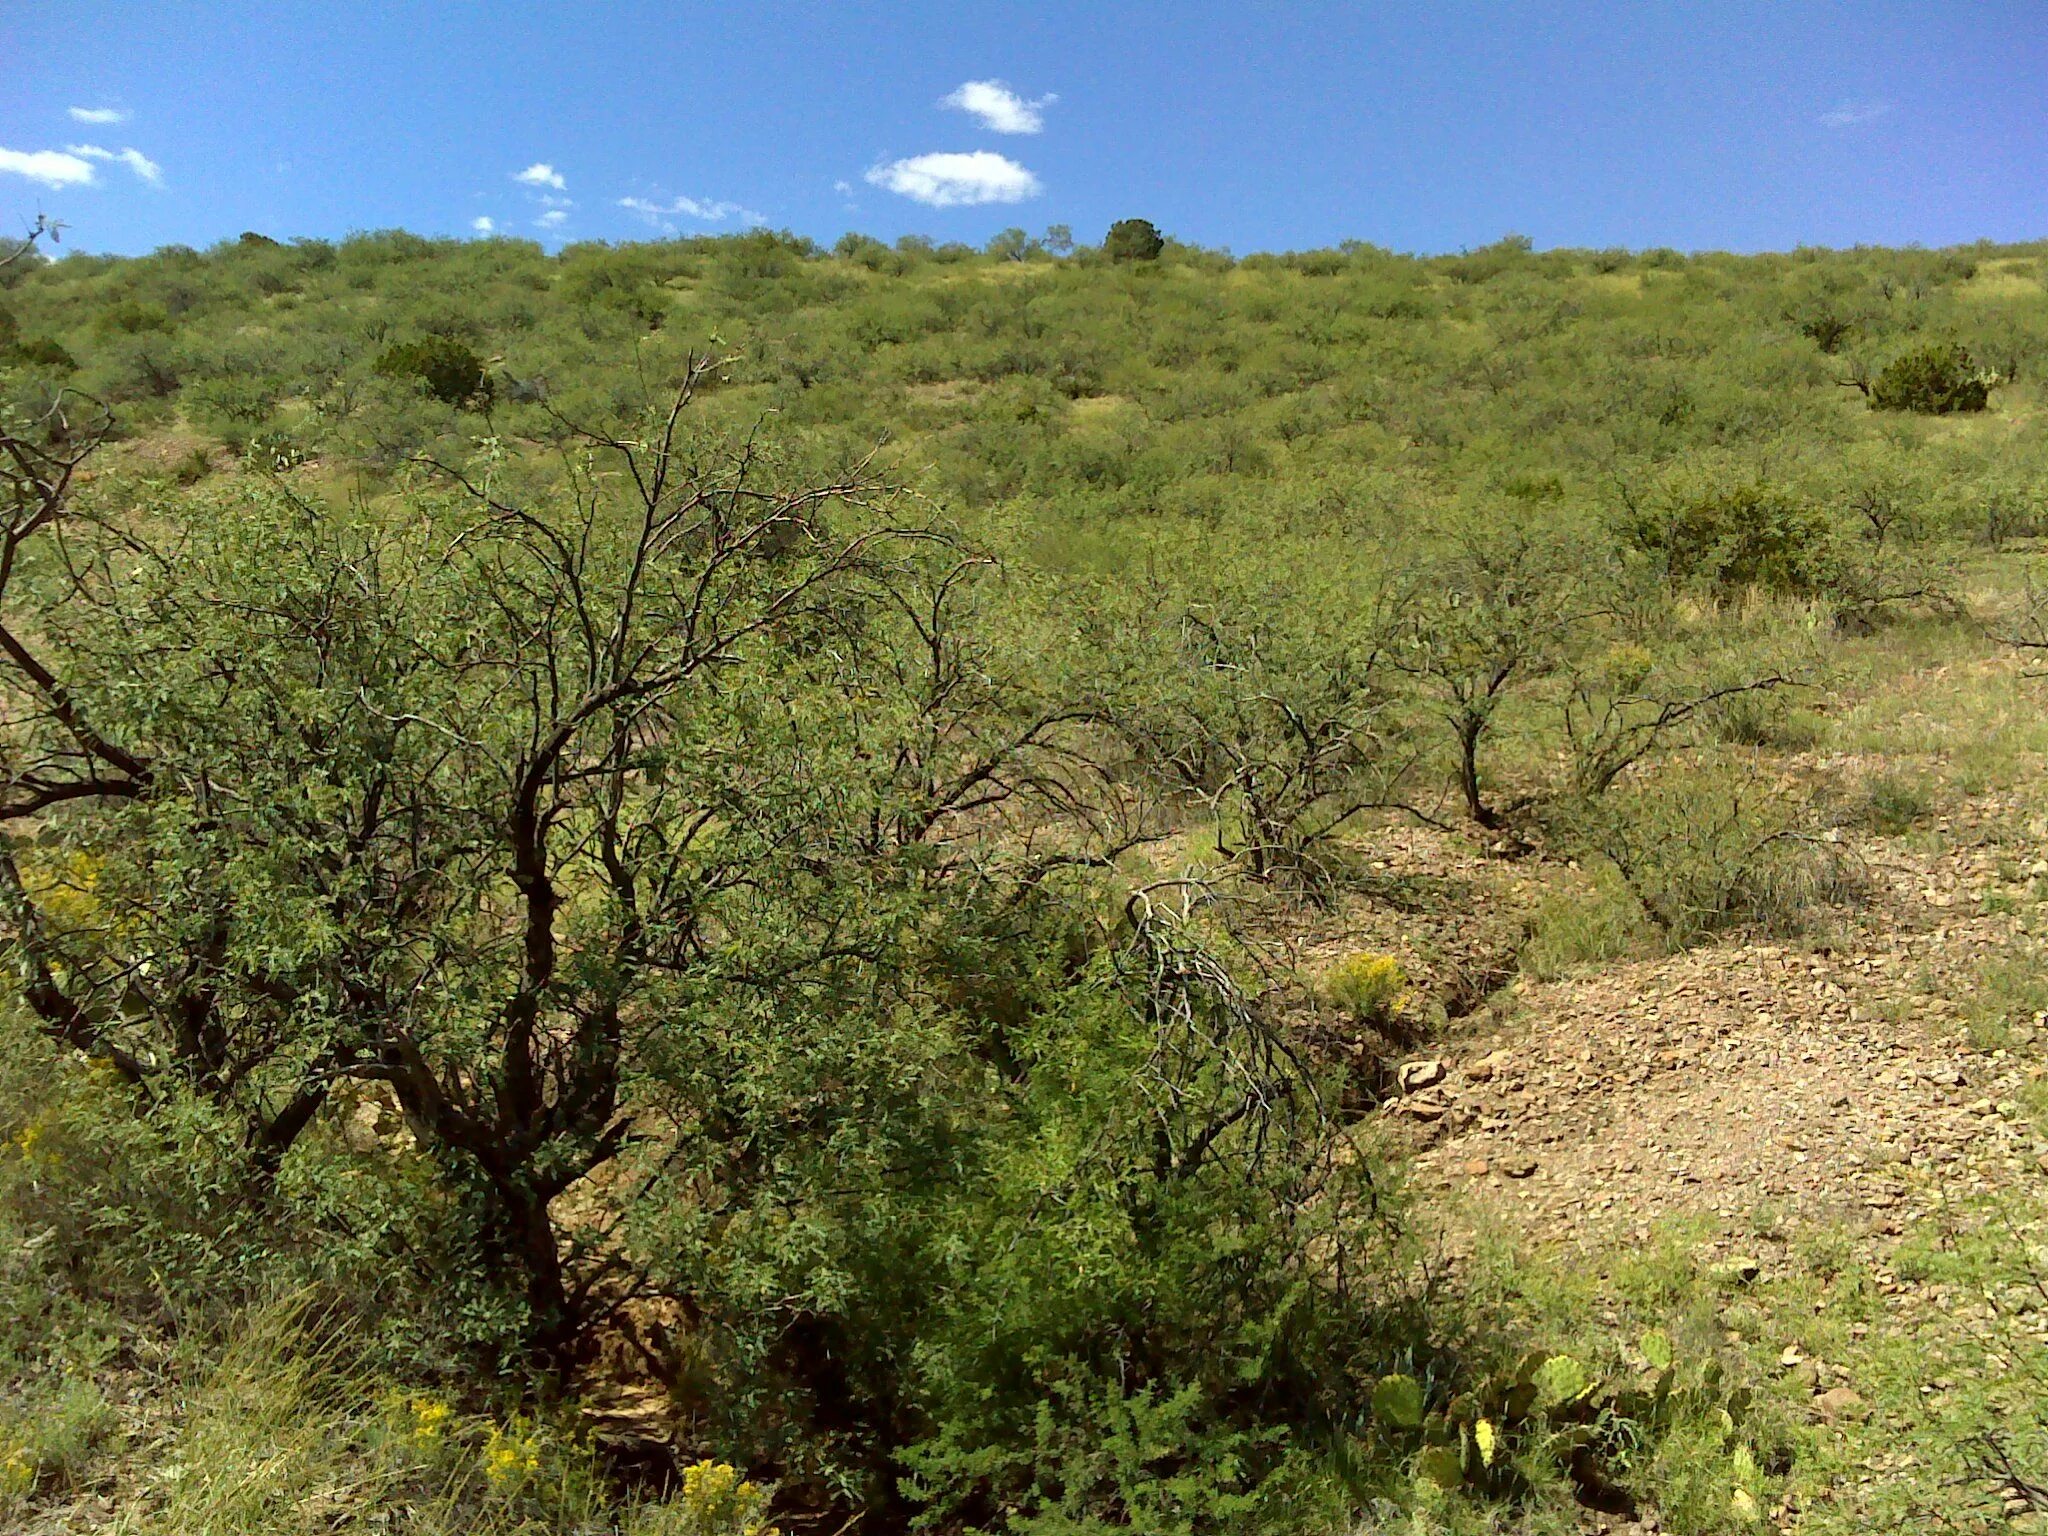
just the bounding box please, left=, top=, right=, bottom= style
left=1321, top=951, right=1409, bottom=1026
left=0, top=1445, right=33, bottom=1498
left=678, top=1459, right=777, bottom=1535
left=482, top=1420, right=542, bottom=1487
left=409, top=1396, right=452, bottom=1446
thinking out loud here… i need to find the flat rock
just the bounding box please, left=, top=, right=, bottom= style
left=1397, top=1059, right=1447, bottom=1092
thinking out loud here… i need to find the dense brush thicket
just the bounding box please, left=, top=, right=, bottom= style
left=0, top=224, right=2044, bottom=1533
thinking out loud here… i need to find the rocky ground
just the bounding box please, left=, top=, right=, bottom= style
left=1354, top=787, right=2048, bottom=1532
left=1389, top=798, right=2045, bottom=1254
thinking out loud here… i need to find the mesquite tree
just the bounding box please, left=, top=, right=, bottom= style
left=0, top=365, right=1100, bottom=1374
left=1390, top=521, right=1579, bottom=828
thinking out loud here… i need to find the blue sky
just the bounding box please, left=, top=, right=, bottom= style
left=4, top=2, right=2044, bottom=258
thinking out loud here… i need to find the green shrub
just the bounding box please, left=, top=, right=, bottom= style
left=243, top=428, right=307, bottom=471
left=185, top=376, right=279, bottom=440
left=93, top=298, right=174, bottom=338
left=1521, top=864, right=1649, bottom=980
left=1867, top=341, right=1993, bottom=415
left=1702, top=682, right=1822, bottom=751
left=0, top=307, right=75, bottom=371
left=1847, top=770, right=1933, bottom=835
left=1624, top=485, right=1833, bottom=597
left=7, top=336, right=75, bottom=370
left=1960, top=949, right=2048, bottom=1051
left=1103, top=218, right=1165, bottom=263
left=1572, top=767, right=1863, bottom=946
left=372, top=336, right=491, bottom=405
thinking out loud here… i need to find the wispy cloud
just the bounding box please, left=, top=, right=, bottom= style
left=472, top=216, right=496, bottom=234
left=67, top=106, right=131, bottom=125
left=514, top=162, right=566, bottom=190
left=618, top=193, right=762, bottom=231
left=1819, top=100, right=1889, bottom=129
left=66, top=144, right=162, bottom=185
left=941, top=79, right=1055, bottom=134
left=536, top=208, right=569, bottom=229
left=866, top=150, right=1041, bottom=207
left=0, top=146, right=100, bottom=189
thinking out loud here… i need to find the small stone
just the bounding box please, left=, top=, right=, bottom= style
left=1501, top=1155, right=1538, bottom=1179
left=1397, top=1059, right=1447, bottom=1092
left=1814, top=1387, right=1868, bottom=1422
left=1719, top=1256, right=1763, bottom=1284
left=1463, top=1159, right=1491, bottom=1178
left=1466, top=1050, right=1512, bottom=1083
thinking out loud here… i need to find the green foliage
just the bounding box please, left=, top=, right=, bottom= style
left=0, top=305, right=74, bottom=371
left=371, top=334, right=492, bottom=404
left=3, top=223, right=2046, bottom=1533
left=1622, top=484, right=1833, bottom=598
left=1392, top=517, right=1582, bottom=825
left=1367, top=1334, right=1767, bottom=1513
left=1103, top=218, right=1165, bottom=263
left=1958, top=947, right=2048, bottom=1051
left=1846, top=769, right=1932, bottom=835
left=1372, top=1373, right=1426, bottom=1430
left=0, top=386, right=1414, bottom=1529
left=1111, top=570, right=1403, bottom=888
left=1520, top=862, right=1649, bottom=980
left=0, top=1375, right=114, bottom=1508
left=1867, top=340, right=1993, bottom=414
left=1569, top=765, right=1862, bottom=947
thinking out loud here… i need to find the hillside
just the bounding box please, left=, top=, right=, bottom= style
left=2, top=227, right=2047, bottom=1535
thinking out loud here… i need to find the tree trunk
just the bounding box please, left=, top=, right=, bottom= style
left=501, top=1180, right=581, bottom=1382
left=1458, top=713, right=1498, bottom=828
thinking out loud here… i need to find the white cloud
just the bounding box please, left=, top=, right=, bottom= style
left=537, top=208, right=569, bottom=229
left=66, top=144, right=162, bottom=185
left=618, top=193, right=762, bottom=231
left=1819, top=100, right=1889, bottom=128
left=833, top=179, right=853, bottom=196
left=68, top=106, right=131, bottom=125
left=0, top=146, right=99, bottom=189
left=941, top=79, right=1055, bottom=134
left=514, top=162, right=566, bottom=190
left=472, top=216, right=496, bottom=234
left=865, top=150, right=1041, bottom=207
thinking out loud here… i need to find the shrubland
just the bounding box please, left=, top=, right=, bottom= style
left=0, top=218, right=2045, bottom=1532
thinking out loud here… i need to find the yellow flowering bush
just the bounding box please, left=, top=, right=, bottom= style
left=482, top=1419, right=543, bottom=1488
left=1321, top=951, right=1409, bottom=1026
left=407, top=1395, right=452, bottom=1447
left=10, top=1120, right=43, bottom=1160
left=674, top=1459, right=777, bottom=1536
left=0, top=1443, right=33, bottom=1499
